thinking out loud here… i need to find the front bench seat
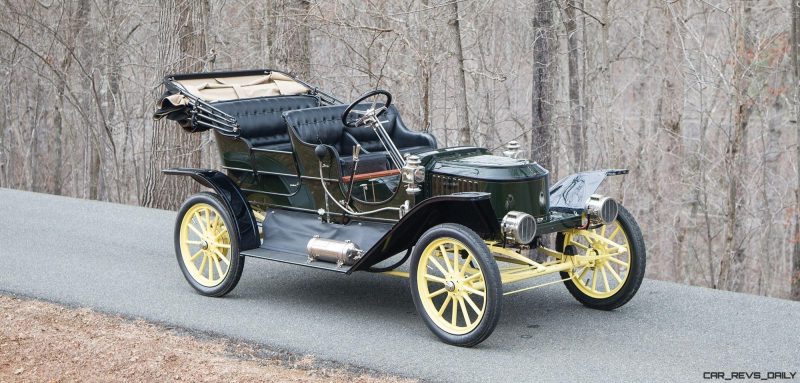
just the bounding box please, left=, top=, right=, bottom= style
left=213, top=95, right=320, bottom=151
left=340, top=105, right=437, bottom=157
left=282, top=105, right=391, bottom=176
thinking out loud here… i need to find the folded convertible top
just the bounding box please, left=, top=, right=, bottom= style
left=153, top=69, right=315, bottom=133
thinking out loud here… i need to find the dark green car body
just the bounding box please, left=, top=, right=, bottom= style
left=155, top=69, right=621, bottom=265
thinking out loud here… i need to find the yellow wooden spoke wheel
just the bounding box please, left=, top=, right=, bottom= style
left=175, top=193, right=244, bottom=297
left=417, top=237, right=487, bottom=335
left=179, top=203, right=232, bottom=287
left=563, top=221, right=631, bottom=298
left=410, top=224, right=502, bottom=347
left=558, top=204, right=646, bottom=310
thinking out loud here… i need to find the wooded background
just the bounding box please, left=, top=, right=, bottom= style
left=1, top=0, right=799, bottom=300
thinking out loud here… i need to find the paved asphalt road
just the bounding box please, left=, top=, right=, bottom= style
left=1, top=188, right=799, bottom=382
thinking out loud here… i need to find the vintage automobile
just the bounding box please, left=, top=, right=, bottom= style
left=154, top=69, right=646, bottom=347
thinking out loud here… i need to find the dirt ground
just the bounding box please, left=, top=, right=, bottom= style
left=0, top=295, right=414, bottom=383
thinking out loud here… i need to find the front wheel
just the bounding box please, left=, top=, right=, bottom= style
left=409, top=224, right=502, bottom=347
left=557, top=204, right=646, bottom=310
left=175, top=192, right=244, bottom=297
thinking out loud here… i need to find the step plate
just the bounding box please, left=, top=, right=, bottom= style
left=240, top=247, right=352, bottom=273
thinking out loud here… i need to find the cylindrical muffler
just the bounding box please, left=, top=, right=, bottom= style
left=306, top=236, right=363, bottom=267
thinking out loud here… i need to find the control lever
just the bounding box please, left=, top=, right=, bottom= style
left=315, top=144, right=331, bottom=222
left=344, top=144, right=362, bottom=209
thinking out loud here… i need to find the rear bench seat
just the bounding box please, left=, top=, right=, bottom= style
left=213, top=95, right=320, bottom=151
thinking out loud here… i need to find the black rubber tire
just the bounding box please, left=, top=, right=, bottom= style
left=174, top=192, right=245, bottom=297
left=557, top=204, right=646, bottom=310
left=409, top=223, right=502, bottom=347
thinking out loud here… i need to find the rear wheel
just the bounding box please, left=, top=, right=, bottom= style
left=175, top=192, right=244, bottom=297
left=557, top=205, right=645, bottom=310
left=409, top=224, right=502, bottom=347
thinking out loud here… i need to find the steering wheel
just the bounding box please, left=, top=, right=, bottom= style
left=341, top=89, right=393, bottom=128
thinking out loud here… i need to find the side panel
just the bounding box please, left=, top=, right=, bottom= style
left=213, top=132, right=314, bottom=210
left=261, top=209, right=392, bottom=257
left=349, top=192, right=500, bottom=272
left=163, top=168, right=261, bottom=250
left=428, top=174, right=549, bottom=219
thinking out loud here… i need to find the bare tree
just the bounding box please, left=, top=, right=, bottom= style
left=562, top=0, right=586, bottom=170
left=531, top=0, right=556, bottom=171
left=142, top=0, right=210, bottom=209
left=448, top=1, right=471, bottom=146
left=272, top=0, right=311, bottom=79
left=792, top=0, right=800, bottom=301
left=659, top=0, right=685, bottom=280
left=418, top=0, right=433, bottom=132
left=52, top=0, right=90, bottom=196
left=718, top=3, right=753, bottom=292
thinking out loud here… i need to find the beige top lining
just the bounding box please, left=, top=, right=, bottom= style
left=163, top=73, right=310, bottom=107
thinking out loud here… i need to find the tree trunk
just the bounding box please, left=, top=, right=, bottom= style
left=791, top=0, right=800, bottom=301
left=660, top=0, right=685, bottom=281
left=142, top=0, right=209, bottom=209
left=53, top=0, right=90, bottom=196
left=272, top=0, right=311, bottom=79
left=563, top=0, right=585, bottom=171
left=106, top=0, right=125, bottom=202
left=248, top=2, right=269, bottom=67
left=448, top=1, right=471, bottom=146
left=418, top=0, right=432, bottom=133
left=598, top=0, right=613, bottom=165
left=89, top=144, right=101, bottom=199
left=531, top=0, right=556, bottom=171
left=718, top=3, right=752, bottom=292
left=288, top=0, right=311, bottom=79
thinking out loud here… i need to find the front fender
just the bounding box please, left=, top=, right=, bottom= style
left=163, top=168, right=260, bottom=250
left=349, top=192, right=500, bottom=272
left=549, top=169, right=628, bottom=213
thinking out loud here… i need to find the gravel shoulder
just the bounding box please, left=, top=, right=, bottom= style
left=0, top=295, right=413, bottom=383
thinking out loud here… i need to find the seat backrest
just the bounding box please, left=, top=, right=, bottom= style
left=213, top=95, right=320, bottom=149
left=282, top=105, right=348, bottom=151
left=342, top=104, right=398, bottom=154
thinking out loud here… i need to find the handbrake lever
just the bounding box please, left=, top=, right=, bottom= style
left=344, top=144, right=362, bottom=211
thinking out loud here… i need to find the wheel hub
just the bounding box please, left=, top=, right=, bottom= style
left=444, top=280, right=456, bottom=292
left=200, top=240, right=209, bottom=250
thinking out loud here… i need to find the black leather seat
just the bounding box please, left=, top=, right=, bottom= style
left=284, top=104, right=439, bottom=176
left=283, top=105, right=391, bottom=175
left=213, top=95, right=320, bottom=151
left=282, top=105, right=348, bottom=150
left=340, top=105, right=436, bottom=156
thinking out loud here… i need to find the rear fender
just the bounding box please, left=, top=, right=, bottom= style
left=163, top=168, right=260, bottom=250
left=349, top=192, right=500, bottom=272
left=548, top=169, right=628, bottom=213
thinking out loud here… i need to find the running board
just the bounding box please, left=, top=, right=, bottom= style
left=240, top=247, right=352, bottom=273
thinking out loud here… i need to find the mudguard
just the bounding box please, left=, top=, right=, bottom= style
left=549, top=169, right=628, bottom=212
left=163, top=168, right=260, bottom=250
left=349, top=192, right=500, bottom=272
